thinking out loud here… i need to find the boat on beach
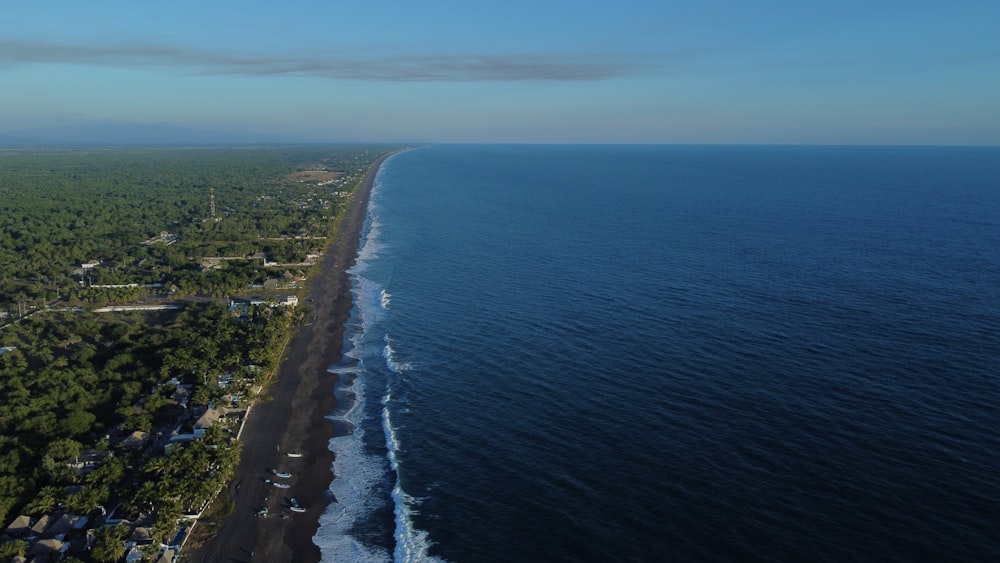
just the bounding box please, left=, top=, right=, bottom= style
left=273, top=470, right=292, bottom=478
left=285, top=452, right=303, bottom=458
left=264, top=479, right=291, bottom=489
left=289, top=498, right=306, bottom=513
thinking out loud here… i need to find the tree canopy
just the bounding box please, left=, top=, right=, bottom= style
left=0, top=144, right=397, bottom=542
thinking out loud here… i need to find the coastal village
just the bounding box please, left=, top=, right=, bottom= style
left=0, top=147, right=388, bottom=562
left=0, top=359, right=292, bottom=563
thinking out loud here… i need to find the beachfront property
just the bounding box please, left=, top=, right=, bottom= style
left=2, top=511, right=89, bottom=560
left=194, top=406, right=230, bottom=432
left=71, top=260, right=102, bottom=278
left=142, top=231, right=180, bottom=246
left=120, top=430, right=151, bottom=450
left=66, top=449, right=114, bottom=475
left=227, top=293, right=299, bottom=317
left=0, top=400, right=238, bottom=560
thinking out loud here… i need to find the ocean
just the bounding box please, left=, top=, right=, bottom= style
left=314, top=145, right=1000, bottom=562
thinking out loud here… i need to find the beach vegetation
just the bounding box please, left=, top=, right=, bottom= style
left=0, top=538, right=28, bottom=559
left=0, top=145, right=398, bottom=559
left=90, top=523, right=129, bottom=562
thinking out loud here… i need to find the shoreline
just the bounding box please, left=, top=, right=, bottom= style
left=186, top=152, right=393, bottom=563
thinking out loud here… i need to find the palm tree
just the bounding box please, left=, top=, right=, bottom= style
left=91, top=524, right=128, bottom=563
left=0, top=539, right=29, bottom=559
left=24, top=485, right=61, bottom=516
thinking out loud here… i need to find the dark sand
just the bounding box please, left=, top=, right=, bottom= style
left=186, top=153, right=391, bottom=563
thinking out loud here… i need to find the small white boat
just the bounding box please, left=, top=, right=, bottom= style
left=273, top=471, right=292, bottom=478
left=285, top=452, right=303, bottom=458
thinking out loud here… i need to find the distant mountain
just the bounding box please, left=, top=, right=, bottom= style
left=1, top=121, right=302, bottom=146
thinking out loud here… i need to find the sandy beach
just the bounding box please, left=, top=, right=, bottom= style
left=186, top=152, right=391, bottom=563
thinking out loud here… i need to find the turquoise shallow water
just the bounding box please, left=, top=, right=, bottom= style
left=316, top=145, right=1000, bottom=562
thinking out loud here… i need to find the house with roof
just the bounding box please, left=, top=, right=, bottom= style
left=121, top=431, right=150, bottom=449
left=67, top=449, right=113, bottom=475
left=27, top=538, right=68, bottom=560
left=40, top=513, right=74, bottom=540
left=194, top=406, right=228, bottom=432
left=170, top=384, right=193, bottom=407
left=30, top=514, right=53, bottom=536
left=129, top=526, right=154, bottom=546
left=3, top=514, right=33, bottom=537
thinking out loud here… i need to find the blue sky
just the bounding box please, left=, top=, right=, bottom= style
left=1, top=0, right=998, bottom=144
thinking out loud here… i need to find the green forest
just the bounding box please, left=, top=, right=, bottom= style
left=0, top=146, right=380, bottom=305
left=0, top=145, right=396, bottom=561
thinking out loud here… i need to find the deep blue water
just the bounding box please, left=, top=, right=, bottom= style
left=316, top=145, right=1000, bottom=562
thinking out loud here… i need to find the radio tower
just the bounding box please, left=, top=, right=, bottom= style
left=210, top=188, right=216, bottom=219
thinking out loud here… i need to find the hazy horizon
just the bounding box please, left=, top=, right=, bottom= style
left=3, top=1, right=998, bottom=145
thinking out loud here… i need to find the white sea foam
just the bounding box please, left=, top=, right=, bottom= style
left=383, top=395, right=447, bottom=563
left=361, top=280, right=387, bottom=322
left=350, top=171, right=387, bottom=276
left=353, top=215, right=383, bottom=272
left=318, top=413, right=393, bottom=561
left=317, top=180, right=396, bottom=560
left=319, top=151, right=444, bottom=562
left=383, top=337, right=413, bottom=374
left=316, top=357, right=393, bottom=562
